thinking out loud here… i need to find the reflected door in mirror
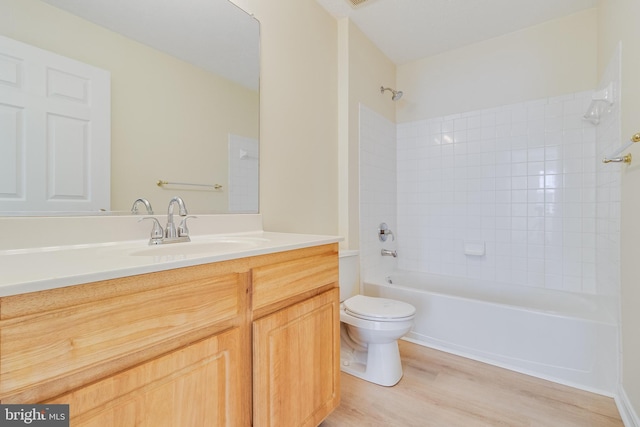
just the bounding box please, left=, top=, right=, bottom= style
left=0, top=35, right=110, bottom=212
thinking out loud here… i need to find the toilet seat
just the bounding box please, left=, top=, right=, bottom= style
left=344, top=295, right=415, bottom=322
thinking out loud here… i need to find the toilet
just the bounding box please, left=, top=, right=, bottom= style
left=339, top=250, right=416, bottom=386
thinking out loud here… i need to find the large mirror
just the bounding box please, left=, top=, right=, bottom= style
left=0, top=0, right=259, bottom=215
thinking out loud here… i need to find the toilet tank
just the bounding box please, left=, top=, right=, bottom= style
left=339, top=250, right=359, bottom=302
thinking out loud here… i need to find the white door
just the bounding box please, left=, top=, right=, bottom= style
left=0, top=35, right=110, bottom=213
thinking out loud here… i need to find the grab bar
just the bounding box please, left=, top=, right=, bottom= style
left=603, top=154, right=632, bottom=164
left=602, top=133, right=640, bottom=165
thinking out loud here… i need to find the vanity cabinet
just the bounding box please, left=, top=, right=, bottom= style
left=0, top=243, right=339, bottom=427
left=0, top=264, right=250, bottom=404
left=252, top=246, right=340, bottom=427
left=45, top=328, right=245, bottom=427
left=253, top=289, right=340, bottom=427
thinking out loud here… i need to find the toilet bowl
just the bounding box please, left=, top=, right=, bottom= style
left=339, top=251, right=416, bottom=387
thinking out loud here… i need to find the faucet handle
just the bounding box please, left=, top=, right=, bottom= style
left=178, top=216, right=197, bottom=238
left=378, top=222, right=394, bottom=242
left=139, top=217, right=164, bottom=245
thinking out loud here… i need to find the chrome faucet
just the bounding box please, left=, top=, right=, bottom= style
left=381, top=249, right=397, bottom=258
left=164, top=196, right=196, bottom=244
left=131, top=198, right=153, bottom=215
left=139, top=197, right=195, bottom=245
left=165, top=196, right=188, bottom=239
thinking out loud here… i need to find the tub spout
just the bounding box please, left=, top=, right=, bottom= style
left=381, top=249, right=397, bottom=257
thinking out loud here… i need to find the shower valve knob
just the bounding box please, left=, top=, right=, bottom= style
left=378, top=222, right=394, bottom=242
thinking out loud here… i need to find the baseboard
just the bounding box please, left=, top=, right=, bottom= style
left=617, top=385, right=640, bottom=427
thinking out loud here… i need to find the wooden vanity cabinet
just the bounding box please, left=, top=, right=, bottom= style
left=0, top=261, right=253, bottom=426
left=0, top=243, right=339, bottom=427
left=45, top=328, right=246, bottom=427
left=251, top=245, right=341, bottom=427
left=253, top=289, right=340, bottom=427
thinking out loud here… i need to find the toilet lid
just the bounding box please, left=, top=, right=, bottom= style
left=344, top=295, right=415, bottom=321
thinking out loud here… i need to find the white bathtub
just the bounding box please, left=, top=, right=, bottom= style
left=363, top=271, right=619, bottom=395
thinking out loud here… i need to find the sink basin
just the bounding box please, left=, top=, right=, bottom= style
left=130, top=237, right=267, bottom=257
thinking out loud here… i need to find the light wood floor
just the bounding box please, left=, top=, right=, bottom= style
left=322, top=340, right=623, bottom=427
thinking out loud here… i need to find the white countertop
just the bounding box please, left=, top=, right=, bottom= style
left=0, top=231, right=341, bottom=297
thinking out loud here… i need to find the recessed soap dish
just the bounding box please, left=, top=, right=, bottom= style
left=464, top=241, right=485, bottom=256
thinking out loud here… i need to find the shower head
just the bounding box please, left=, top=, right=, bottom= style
left=381, top=86, right=403, bottom=101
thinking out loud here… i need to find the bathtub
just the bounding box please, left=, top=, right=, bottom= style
left=363, top=271, right=619, bottom=395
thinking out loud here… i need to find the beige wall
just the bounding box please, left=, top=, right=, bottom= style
left=346, top=23, right=397, bottom=125
left=598, top=0, right=640, bottom=417
left=397, top=9, right=598, bottom=122
left=2, top=0, right=258, bottom=214
left=231, top=0, right=339, bottom=235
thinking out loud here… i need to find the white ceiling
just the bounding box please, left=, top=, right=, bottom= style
left=315, top=0, right=597, bottom=64
left=40, top=0, right=260, bottom=90
left=39, top=0, right=598, bottom=86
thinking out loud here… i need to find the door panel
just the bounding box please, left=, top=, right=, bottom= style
left=0, top=35, right=110, bottom=212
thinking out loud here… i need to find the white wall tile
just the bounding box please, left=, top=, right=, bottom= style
left=388, top=88, right=619, bottom=296
left=360, top=56, right=620, bottom=300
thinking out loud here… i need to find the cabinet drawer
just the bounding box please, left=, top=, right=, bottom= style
left=252, top=249, right=338, bottom=312
left=46, top=328, right=248, bottom=427
left=0, top=269, right=244, bottom=403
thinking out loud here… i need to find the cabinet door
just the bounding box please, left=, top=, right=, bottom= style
left=46, top=328, right=249, bottom=427
left=253, top=289, right=340, bottom=427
